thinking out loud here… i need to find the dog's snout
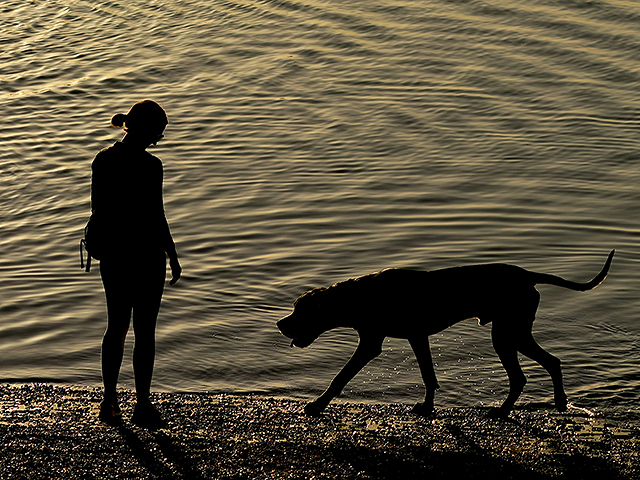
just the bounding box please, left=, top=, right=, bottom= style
left=277, top=313, right=294, bottom=337
left=277, top=312, right=312, bottom=348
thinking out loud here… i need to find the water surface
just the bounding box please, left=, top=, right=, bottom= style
left=1, top=0, right=640, bottom=415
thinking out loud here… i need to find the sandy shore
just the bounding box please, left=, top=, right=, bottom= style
left=0, top=384, right=638, bottom=479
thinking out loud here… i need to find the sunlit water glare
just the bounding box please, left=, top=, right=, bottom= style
left=1, top=0, right=640, bottom=417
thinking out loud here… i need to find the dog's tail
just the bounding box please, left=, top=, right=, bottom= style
left=531, top=249, right=615, bottom=291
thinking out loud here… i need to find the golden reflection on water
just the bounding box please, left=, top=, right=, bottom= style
left=0, top=0, right=639, bottom=411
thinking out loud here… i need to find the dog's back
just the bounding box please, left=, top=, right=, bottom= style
left=334, top=264, right=537, bottom=335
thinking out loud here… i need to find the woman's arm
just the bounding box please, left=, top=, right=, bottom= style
left=157, top=160, right=182, bottom=286
left=90, top=153, right=106, bottom=213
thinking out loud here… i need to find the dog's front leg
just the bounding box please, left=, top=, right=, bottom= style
left=409, top=337, right=440, bottom=417
left=489, top=325, right=527, bottom=419
left=304, top=335, right=384, bottom=416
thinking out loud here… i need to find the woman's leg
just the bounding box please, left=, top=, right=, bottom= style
left=132, top=315, right=158, bottom=403
left=100, top=259, right=133, bottom=404
left=132, top=252, right=166, bottom=403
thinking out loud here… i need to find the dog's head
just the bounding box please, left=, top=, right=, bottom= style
left=277, top=288, right=331, bottom=348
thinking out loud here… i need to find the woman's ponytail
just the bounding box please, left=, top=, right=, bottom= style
left=110, top=113, right=127, bottom=129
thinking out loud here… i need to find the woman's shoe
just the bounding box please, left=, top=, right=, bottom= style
left=132, top=401, right=166, bottom=430
left=98, top=400, right=122, bottom=425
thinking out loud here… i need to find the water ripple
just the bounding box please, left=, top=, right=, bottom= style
left=0, top=0, right=639, bottom=411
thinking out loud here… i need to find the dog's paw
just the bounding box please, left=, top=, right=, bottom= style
left=486, top=407, right=510, bottom=420
left=555, top=395, right=568, bottom=413
left=554, top=390, right=568, bottom=412
left=411, top=402, right=435, bottom=417
left=304, top=401, right=326, bottom=416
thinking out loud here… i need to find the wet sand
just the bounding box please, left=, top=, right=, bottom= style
left=1, top=384, right=638, bottom=479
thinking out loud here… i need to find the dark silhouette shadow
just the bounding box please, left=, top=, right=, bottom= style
left=203, top=415, right=630, bottom=480
left=228, top=441, right=553, bottom=479
left=116, top=424, right=206, bottom=479
left=277, top=250, right=614, bottom=419
left=85, top=100, right=182, bottom=428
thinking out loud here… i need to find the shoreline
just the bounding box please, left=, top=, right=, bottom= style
left=1, top=384, right=638, bottom=479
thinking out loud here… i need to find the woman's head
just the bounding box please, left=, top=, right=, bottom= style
left=110, top=100, right=168, bottom=139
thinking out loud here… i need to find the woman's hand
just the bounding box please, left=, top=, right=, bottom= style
left=169, top=256, right=182, bottom=286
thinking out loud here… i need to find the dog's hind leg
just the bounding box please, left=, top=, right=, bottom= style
left=518, top=334, right=567, bottom=413
left=409, top=337, right=440, bottom=417
left=489, top=323, right=527, bottom=419
left=304, top=334, right=384, bottom=416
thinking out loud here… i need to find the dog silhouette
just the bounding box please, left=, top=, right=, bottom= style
left=278, top=250, right=614, bottom=418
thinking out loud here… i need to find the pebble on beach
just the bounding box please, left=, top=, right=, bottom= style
left=0, top=384, right=638, bottom=479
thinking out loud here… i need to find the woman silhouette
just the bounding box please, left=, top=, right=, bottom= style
left=92, top=100, right=182, bottom=429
